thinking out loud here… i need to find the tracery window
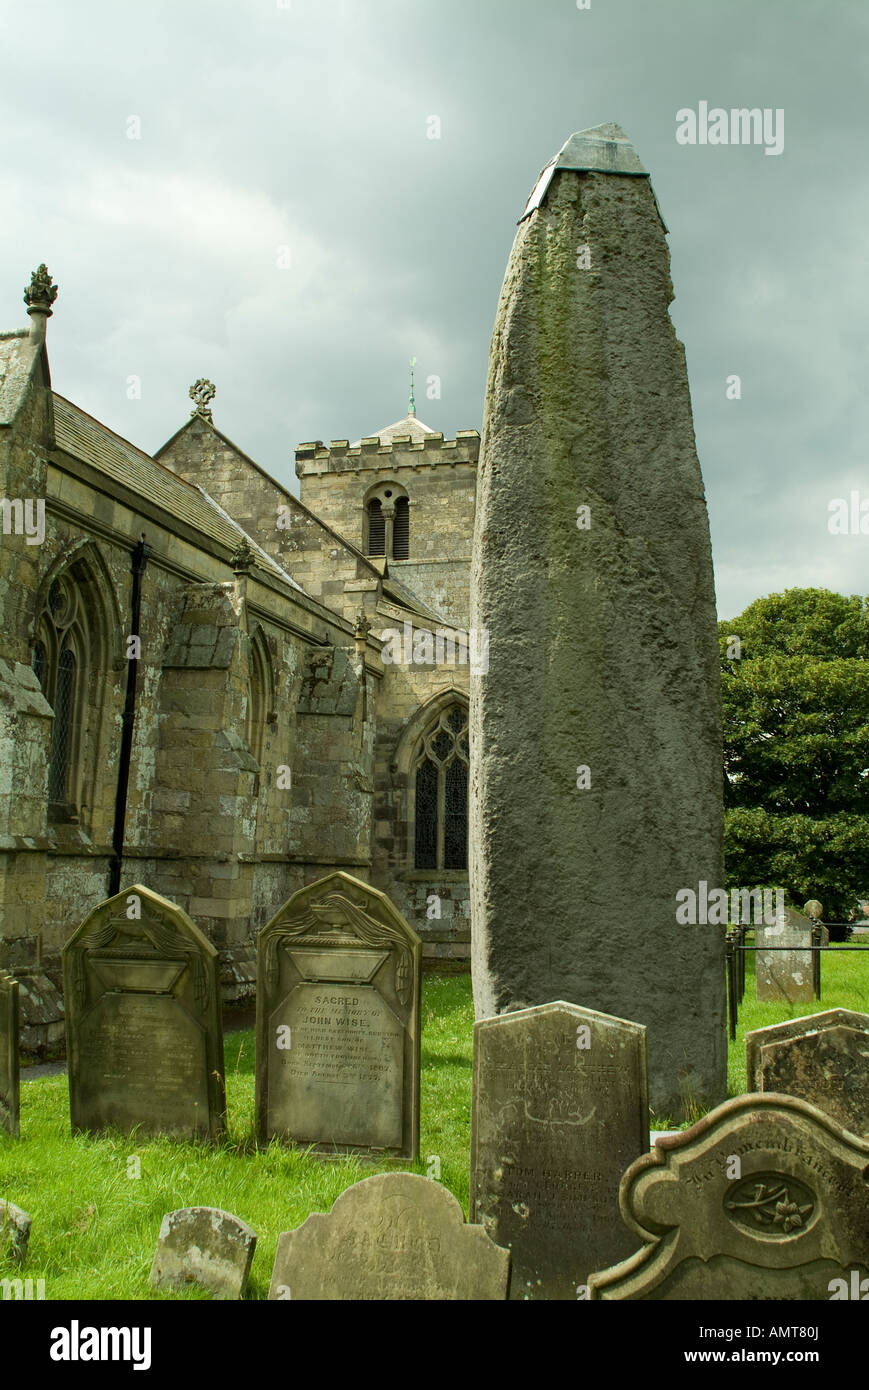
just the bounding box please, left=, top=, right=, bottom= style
left=31, top=575, right=87, bottom=821
left=413, top=704, right=469, bottom=870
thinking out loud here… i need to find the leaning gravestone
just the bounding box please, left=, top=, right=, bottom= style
left=469, top=122, right=725, bottom=1118
left=470, top=1001, right=648, bottom=1300
left=268, top=1173, right=510, bottom=1300
left=256, top=872, right=421, bottom=1158
left=588, top=1093, right=869, bottom=1299
left=746, top=1010, right=869, bottom=1139
left=0, top=971, right=19, bottom=1137
left=150, top=1207, right=257, bottom=1299
left=63, top=885, right=225, bottom=1140
left=756, top=905, right=815, bottom=1003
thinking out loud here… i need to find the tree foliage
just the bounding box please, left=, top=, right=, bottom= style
left=719, top=589, right=869, bottom=918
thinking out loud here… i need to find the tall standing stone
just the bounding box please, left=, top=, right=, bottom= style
left=64, top=885, right=225, bottom=1141
left=470, top=1001, right=648, bottom=1299
left=0, top=971, right=19, bottom=1137
left=470, top=123, right=725, bottom=1116
left=256, top=872, right=421, bottom=1158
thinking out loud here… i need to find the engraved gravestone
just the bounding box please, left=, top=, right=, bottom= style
left=470, top=1001, right=648, bottom=1300
left=746, top=1009, right=869, bottom=1139
left=268, top=1173, right=510, bottom=1300
left=256, top=872, right=421, bottom=1158
left=0, top=972, right=19, bottom=1137
left=63, top=885, right=225, bottom=1141
left=756, top=905, right=815, bottom=1003
left=588, top=1093, right=869, bottom=1299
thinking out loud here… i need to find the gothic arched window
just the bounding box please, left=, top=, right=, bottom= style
left=413, top=704, right=469, bottom=870
left=246, top=627, right=274, bottom=766
left=31, top=575, right=89, bottom=822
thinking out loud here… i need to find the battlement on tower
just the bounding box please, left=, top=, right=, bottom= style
left=294, top=429, right=480, bottom=479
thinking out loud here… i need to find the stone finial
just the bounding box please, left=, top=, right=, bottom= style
left=23, top=265, right=58, bottom=313
left=230, top=538, right=255, bottom=574
left=803, top=900, right=824, bottom=921
left=189, top=378, right=216, bottom=422
left=354, top=607, right=372, bottom=643
left=23, top=265, right=58, bottom=346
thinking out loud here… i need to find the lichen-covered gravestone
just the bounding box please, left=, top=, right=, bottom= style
left=150, top=1207, right=257, bottom=1300
left=470, top=1001, right=648, bottom=1300
left=746, top=1009, right=869, bottom=1138
left=469, top=122, right=725, bottom=1118
left=268, top=1173, right=510, bottom=1300
left=0, top=1198, right=30, bottom=1263
left=588, top=1094, right=869, bottom=1299
left=63, top=885, right=225, bottom=1140
left=755, top=905, right=815, bottom=1003
left=256, top=872, right=421, bottom=1158
left=0, top=971, right=19, bottom=1137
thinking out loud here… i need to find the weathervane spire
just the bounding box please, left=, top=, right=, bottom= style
left=408, top=356, right=416, bottom=417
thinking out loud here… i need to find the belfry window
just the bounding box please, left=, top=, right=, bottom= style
left=392, top=497, right=409, bottom=559
left=367, top=499, right=385, bottom=556
left=413, top=704, right=469, bottom=870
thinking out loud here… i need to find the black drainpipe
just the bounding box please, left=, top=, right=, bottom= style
left=109, top=538, right=151, bottom=898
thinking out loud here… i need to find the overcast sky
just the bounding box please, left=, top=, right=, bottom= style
left=2, top=0, right=867, bottom=620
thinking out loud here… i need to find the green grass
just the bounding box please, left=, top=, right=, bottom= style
left=0, top=974, right=474, bottom=1300
left=726, top=936, right=869, bottom=1096
left=2, top=958, right=866, bottom=1299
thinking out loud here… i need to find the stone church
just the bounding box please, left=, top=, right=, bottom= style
left=0, top=267, right=478, bottom=1048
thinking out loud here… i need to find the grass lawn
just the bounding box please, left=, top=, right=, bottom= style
left=2, top=957, right=866, bottom=1299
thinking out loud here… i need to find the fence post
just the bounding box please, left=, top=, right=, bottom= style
left=811, top=922, right=822, bottom=1000
left=725, top=929, right=738, bottom=1042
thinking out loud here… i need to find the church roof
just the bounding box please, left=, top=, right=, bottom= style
left=51, top=394, right=304, bottom=591
left=350, top=413, right=435, bottom=448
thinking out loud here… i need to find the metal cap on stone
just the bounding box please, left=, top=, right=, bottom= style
left=521, top=123, right=667, bottom=229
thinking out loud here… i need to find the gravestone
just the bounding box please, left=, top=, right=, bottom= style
left=756, top=905, right=815, bottom=1003
left=0, top=971, right=19, bottom=1137
left=256, top=871, right=421, bottom=1158
left=746, top=1009, right=869, bottom=1138
left=63, top=885, right=225, bottom=1141
left=588, top=1093, right=869, bottom=1299
left=150, top=1207, right=257, bottom=1299
left=268, top=1173, right=510, bottom=1300
left=469, top=122, right=725, bottom=1118
left=0, top=1198, right=30, bottom=1263
left=470, top=1001, right=648, bottom=1300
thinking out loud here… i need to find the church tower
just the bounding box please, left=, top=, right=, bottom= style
left=295, top=407, right=479, bottom=626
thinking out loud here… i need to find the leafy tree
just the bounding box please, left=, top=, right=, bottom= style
left=719, top=589, right=869, bottom=919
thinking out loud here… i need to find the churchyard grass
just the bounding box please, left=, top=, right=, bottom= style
left=2, top=960, right=865, bottom=1299
left=0, top=974, right=473, bottom=1300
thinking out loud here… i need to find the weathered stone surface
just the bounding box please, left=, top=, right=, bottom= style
left=0, top=1198, right=30, bottom=1263
left=746, top=1009, right=869, bottom=1138
left=268, top=1173, right=510, bottom=1300
left=256, top=871, right=421, bottom=1158
left=756, top=906, right=815, bottom=1003
left=588, top=1094, right=869, bottom=1299
left=469, top=123, right=725, bottom=1118
left=0, top=971, right=19, bottom=1137
left=149, top=1207, right=257, bottom=1299
left=63, top=885, right=225, bottom=1141
left=471, top=1001, right=648, bottom=1299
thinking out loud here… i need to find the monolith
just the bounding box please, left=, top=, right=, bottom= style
left=470, top=124, right=725, bottom=1115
